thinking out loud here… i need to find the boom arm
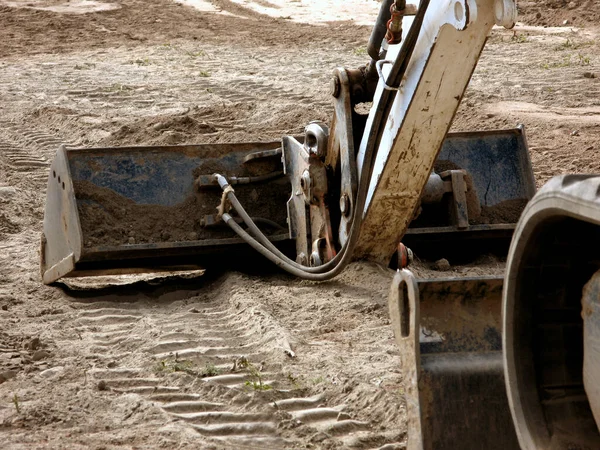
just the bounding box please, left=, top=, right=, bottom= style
left=355, top=0, right=516, bottom=261
left=278, top=0, right=518, bottom=272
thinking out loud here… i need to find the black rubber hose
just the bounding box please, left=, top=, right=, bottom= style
left=367, top=0, right=395, bottom=61
left=222, top=179, right=329, bottom=272
left=222, top=212, right=348, bottom=281
left=216, top=173, right=332, bottom=273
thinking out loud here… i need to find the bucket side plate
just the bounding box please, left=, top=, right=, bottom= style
left=389, top=271, right=519, bottom=449
left=42, top=145, right=83, bottom=284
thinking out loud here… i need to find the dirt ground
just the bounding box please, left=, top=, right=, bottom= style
left=1, top=0, right=600, bottom=449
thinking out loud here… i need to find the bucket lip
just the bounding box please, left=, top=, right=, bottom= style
left=77, top=232, right=291, bottom=262
left=406, top=223, right=515, bottom=234
left=63, top=139, right=286, bottom=154
left=414, top=274, right=504, bottom=284
left=443, top=124, right=525, bottom=140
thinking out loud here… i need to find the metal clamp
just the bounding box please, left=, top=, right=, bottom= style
left=375, top=59, right=400, bottom=91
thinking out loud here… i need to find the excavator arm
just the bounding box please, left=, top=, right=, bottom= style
left=269, top=0, right=523, bottom=277
left=41, top=0, right=523, bottom=283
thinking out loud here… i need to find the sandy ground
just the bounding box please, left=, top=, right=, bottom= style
left=1, top=0, right=600, bottom=449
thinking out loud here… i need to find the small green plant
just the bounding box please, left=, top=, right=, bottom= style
left=133, top=57, right=151, bottom=66
left=155, top=359, right=195, bottom=375
left=578, top=53, right=591, bottom=66
left=187, top=50, right=206, bottom=58
left=155, top=359, right=222, bottom=378
left=201, top=363, right=221, bottom=377
left=510, top=33, right=528, bottom=44
left=107, top=83, right=134, bottom=92
left=239, top=359, right=272, bottom=391
left=554, top=39, right=594, bottom=51
left=311, top=376, right=326, bottom=385
left=286, top=372, right=301, bottom=389
left=198, top=71, right=211, bottom=77
left=12, top=394, right=20, bottom=414
left=245, top=378, right=272, bottom=391
left=542, top=53, right=593, bottom=69
left=353, top=47, right=367, bottom=56
left=540, top=56, right=573, bottom=70
left=74, top=62, right=96, bottom=70
left=554, top=38, right=574, bottom=51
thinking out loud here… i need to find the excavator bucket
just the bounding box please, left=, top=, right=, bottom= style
left=404, top=125, right=536, bottom=259
left=40, top=126, right=534, bottom=284
left=389, top=270, right=520, bottom=449
left=41, top=141, right=291, bottom=284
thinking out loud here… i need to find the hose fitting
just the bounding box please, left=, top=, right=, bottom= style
left=386, top=1, right=406, bottom=45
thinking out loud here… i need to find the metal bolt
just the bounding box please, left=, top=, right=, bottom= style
left=301, top=170, right=312, bottom=203
left=304, top=122, right=329, bottom=159
left=339, top=194, right=351, bottom=217
left=301, top=170, right=311, bottom=190
left=330, top=76, right=341, bottom=98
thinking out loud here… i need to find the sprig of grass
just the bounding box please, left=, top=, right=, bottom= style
left=238, top=358, right=272, bottom=391
left=510, top=33, right=528, bottom=44
left=201, top=363, right=221, bottom=377
left=155, top=359, right=222, bottom=378
left=541, top=54, right=592, bottom=69
left=554, top=39, right=595, bottom=51
left=12, top=394, right=20, bottom=414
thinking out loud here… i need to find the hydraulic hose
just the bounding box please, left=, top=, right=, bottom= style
left=367, top=0, right=395, bottom=61
left=219, top=0, right=430, bottom=280
left=216, top=173, right=333, bottom=273
left=222, top=212, right=343, bottom=281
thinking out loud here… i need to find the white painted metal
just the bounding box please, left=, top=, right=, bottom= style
left=355, top=0, right=517, bottom=261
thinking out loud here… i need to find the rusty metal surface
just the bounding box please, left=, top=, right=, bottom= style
left=445, top=169, right=469, bottom=229
left=385, top=1, right=405, bottom=45
left=389, top=270, right=519, bottom=449
left=328, top=69, right=359, bottom=248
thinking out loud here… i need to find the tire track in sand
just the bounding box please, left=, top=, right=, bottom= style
left=61, top=273, right=402, bottom=449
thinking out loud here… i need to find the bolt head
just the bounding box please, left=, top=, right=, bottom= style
left=339, top=194, right=351, bottom=217
left=301, top=170, right=311, bottom=190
